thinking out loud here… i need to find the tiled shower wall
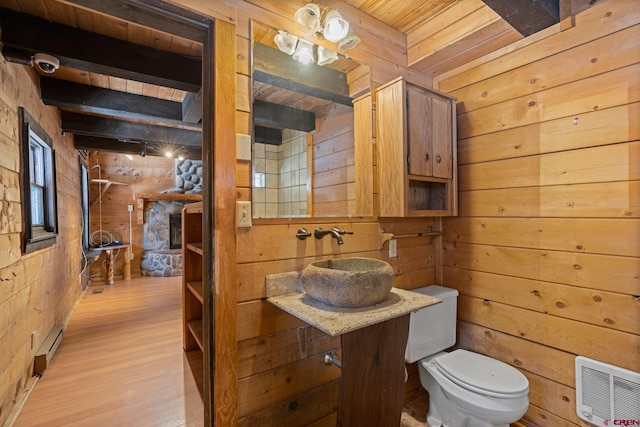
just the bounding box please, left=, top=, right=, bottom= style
left=252, top=129, right=307, bottom=218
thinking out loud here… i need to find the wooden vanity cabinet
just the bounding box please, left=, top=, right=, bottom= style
left=376, top=77, right=457, bottom=217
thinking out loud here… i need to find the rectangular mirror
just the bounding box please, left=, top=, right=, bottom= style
left=251, top=21, right=372, bottom=219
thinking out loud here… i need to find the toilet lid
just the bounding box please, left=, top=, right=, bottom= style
left=433, top=350, right=529, bottom=397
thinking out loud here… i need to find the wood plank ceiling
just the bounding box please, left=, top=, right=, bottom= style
left=0, top=0, right=581, bottom=157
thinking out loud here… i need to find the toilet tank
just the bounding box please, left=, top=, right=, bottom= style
left=405, top=285, right=459, bottom=363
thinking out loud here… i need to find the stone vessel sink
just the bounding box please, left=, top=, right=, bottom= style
left=301, top=257, right=395, bottom=308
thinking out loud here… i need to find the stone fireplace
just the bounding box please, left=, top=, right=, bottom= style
left=169, top=214, right=182, bottom=250
left=140, top=159, right=202, bottom=276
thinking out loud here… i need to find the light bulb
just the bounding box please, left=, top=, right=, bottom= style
left=294, top=3, right=322, bottom=33
left=293, top=39, right=315, bottom=65
left=323, top=10, right=349, bottom=42
left=274, top=30, right=298, bottom=55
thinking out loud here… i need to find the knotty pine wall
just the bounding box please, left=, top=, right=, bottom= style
left=227, top=0, right=444, bottom=424
left=87, top=151, right=176, bottom=280
left=435, top=1, right=639, bottom=426
left=0, top=55, right=84, bottom=426
left=312, top=103, right=355, bottom=217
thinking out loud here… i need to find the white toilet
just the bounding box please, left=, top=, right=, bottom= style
left=405, top=286, right=529, bottom=427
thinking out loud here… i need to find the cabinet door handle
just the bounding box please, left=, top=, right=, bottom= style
left=435, top=155, right=442, bottom=163
left=425, top=153, right=429, bottom=161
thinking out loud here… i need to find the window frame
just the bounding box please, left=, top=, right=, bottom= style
left=79, top=159, right=90, bottom=251
left=19, top=107, right=58, bottom=253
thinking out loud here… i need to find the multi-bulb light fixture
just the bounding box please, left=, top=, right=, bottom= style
left=274, top=2, right=360, bottom=65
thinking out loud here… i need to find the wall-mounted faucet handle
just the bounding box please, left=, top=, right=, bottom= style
left=296, top=228, right=312, bottom=240
left=331, top=226, right=353, bottom=235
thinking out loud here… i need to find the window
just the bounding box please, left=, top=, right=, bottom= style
left=253, top=172, right=266, bottom=188
left=20, top=107, right=58, bottom=253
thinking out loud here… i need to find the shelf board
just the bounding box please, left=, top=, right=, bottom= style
left=187, top=281, right=204, bottom=303
left=186, top=242, right=203, bottom=255
left=134, top=192, right=203, bottom=202
left=183, top=201, right=203, bottom=213
left=187, top=319, right=204, bottom=351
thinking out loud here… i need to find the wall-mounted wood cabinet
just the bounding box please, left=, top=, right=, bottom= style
left=353, top=92, right=374, bottom=217
left=376, top=77, right=457, bottom=217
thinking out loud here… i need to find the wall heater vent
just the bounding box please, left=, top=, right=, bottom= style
left=34, top=324, right=64, bottom=375
left=576, top=356, right=640, bottom=426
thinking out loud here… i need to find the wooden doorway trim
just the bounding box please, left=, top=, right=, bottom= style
left=62, top=1, right=239, bottom=425
left=204, top=19, right=239, bottom=427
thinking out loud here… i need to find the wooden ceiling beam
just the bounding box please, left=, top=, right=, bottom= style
left=0, top=46, right=32, bottom=66
left=62, top=111, right=201, bottom=147
left=254, top=126, right=282, bottom=146
left=253, top=43, right=352, bottom=107
left=0, top=7, right=201, bottom=92
left=40, top=77, right=198, bottom=127
left=74, top=135, right=201, bottom=159
left=182, top=90, right=203, bottom=124
left=61, top=0, right=209, bottom=41
left=253, top=100, right=316, bottom=133
left=481, top=0, right=559, bottom=36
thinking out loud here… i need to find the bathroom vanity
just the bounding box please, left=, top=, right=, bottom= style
left=268, top=283, right=439, bottom=426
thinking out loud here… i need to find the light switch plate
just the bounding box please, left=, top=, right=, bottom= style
left=236, top=201, right=252, bottom=228
left=236, top=134, right=251, bottom=161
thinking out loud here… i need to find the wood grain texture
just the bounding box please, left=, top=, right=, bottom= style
left=444, top=241, right=638, bottom=295
left=377, top=78, right=457, bottom=216
left=437, top=0, right=640, bottom=91
left=459, top=142, right=640, bottom=191
left=376, top=78, right=408, bottom=217
left=338, top=315, right=410, bottom=427
left=14, top=276, right=204, bottom=427
left=0, top=54, right=85, bottom=427
left=238, top=326, right=340, bottom=379
left=457, top=63, right=640, bottom=139
left=238, top=380, right=339, bottom=427
left=441, top=3, right=640, bottom=426
left=88, top=151, right=177, bottom=279
left=237, top=352, right=341, bottom=417
left=457, top=103, right=640, bottom=165
left=182, top=203, right=203, bottom=352
left=450, top=24, right=640, bottom=114
left=353, top=94, right=374, bottom=216
left=212, top=19, right=239, bottom=427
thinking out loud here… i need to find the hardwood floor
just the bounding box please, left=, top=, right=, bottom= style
left=15, top=276, right=204, bottom=427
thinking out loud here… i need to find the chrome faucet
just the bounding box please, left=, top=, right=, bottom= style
left=313, top=227, right=353, bottom=245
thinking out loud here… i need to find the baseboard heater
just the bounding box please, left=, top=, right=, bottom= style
left=34, top=324, right=64, bottom=375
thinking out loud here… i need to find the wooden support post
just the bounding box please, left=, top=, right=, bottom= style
left=105, top=249, right=115, bottom=285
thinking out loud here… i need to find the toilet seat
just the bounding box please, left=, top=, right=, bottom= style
left=433, top=350, right=529, bottom=399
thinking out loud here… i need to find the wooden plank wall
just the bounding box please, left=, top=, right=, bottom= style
left=221, top=0, right=441, bottom=423
left=312, top=104, right=355, bottom=217
left=435, top=1, right=640, bottom=426
left=407, top=0, right=523, bottom=78
left=87, top=152, right=176, bottom=280
left=0, top=55, right=84, bottom=426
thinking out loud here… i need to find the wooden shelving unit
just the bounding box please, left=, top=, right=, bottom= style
left=182, top=201, right=204, bottom=394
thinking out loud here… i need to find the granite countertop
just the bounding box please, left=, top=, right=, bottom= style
left=267, top=287, right=440, bottom=336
